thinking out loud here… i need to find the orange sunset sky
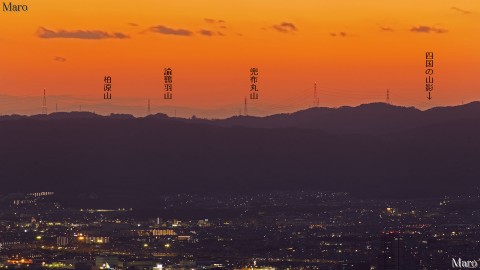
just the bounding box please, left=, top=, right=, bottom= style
left=0, top=0, right=479, bottom=118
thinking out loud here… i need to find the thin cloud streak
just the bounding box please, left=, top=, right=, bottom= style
left=198, top=29, right=224, bottom=36
left=451, top=6, right=472, bottom=15
left=272, top=22, right=298, bottom=33
left=380, top=26, right=394, bottom=32
left=204, top=18, right=225, bottom=24
left=149, top=25, right=193, bottom=36
left=410, top=26, right=448, bottom=34
left=37, top=27, right=129, bottom=39
left=330, top=32, right=347, bottom=37
left=53, top=56, right=66, bottom=62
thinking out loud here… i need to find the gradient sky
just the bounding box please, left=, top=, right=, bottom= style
left=0, top=0, right=479, bottom=117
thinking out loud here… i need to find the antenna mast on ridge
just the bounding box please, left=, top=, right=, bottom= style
left=42, top=89, right=47, bottom=114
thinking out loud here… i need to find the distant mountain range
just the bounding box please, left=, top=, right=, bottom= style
left=5, top=102, right=480, bottom=134
left=1, top=102, right=480, bottom=207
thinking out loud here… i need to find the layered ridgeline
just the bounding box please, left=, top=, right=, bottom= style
left=1, top=102, right=479, bottom=205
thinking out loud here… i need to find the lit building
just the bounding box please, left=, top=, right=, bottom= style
left=377, top=231, right=405, bottom=270
left=84, top=236, right=110, bottom=244
left=152, top=229, right=176, bottom=236
left=57, top=236, right=69, bottom=246
left=27, top=191, right=54, bottom=197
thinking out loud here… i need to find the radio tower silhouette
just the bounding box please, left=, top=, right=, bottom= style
left=42, top=89, right=47, bottom=114
left=386, top=89, right=390, bottom=104
left=313, top=82, right=319, bottom=107
left=244, top=96, right=248, bottom=116
left=147, top=99, right=151, bottom=115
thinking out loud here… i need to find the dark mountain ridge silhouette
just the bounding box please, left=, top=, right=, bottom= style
left=211, top=102, right=480, bottom=135
left=1, top=102, right=479, bottom=208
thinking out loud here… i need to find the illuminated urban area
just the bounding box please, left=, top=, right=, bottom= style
left=1, top=191, right=479, bottom=270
